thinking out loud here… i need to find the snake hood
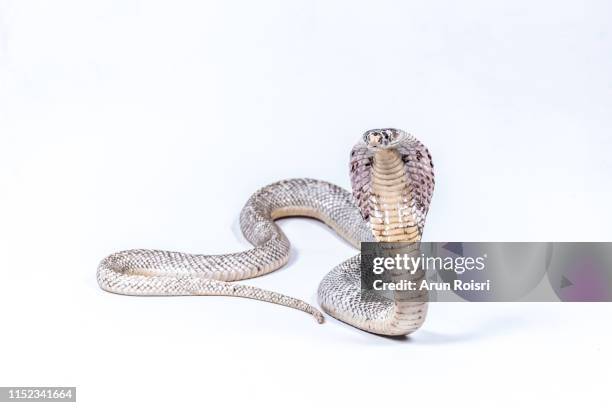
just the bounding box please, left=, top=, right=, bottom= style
left=350, top=128, right=435, bottom=240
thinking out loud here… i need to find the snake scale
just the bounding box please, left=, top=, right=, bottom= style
left=97, top=129, right=435, bottom=336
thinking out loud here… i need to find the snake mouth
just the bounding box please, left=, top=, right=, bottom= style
left=363, top=128, right=406, bottom=150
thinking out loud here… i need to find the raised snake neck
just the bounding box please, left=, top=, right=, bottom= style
left=369, top=148, right=420, bottom=242
left=97, top=129, right=435, bottom=336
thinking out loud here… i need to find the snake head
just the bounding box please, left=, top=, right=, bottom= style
left=363, top=128, right=406, bottom=149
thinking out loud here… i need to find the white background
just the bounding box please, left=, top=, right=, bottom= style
left=1, top=0, right=611, bottom=407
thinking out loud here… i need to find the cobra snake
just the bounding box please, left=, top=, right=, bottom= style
left=97, top=129, right=435, bottom=336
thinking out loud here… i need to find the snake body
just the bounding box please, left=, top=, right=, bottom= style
left=97, top=129, right=435, bottom=336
